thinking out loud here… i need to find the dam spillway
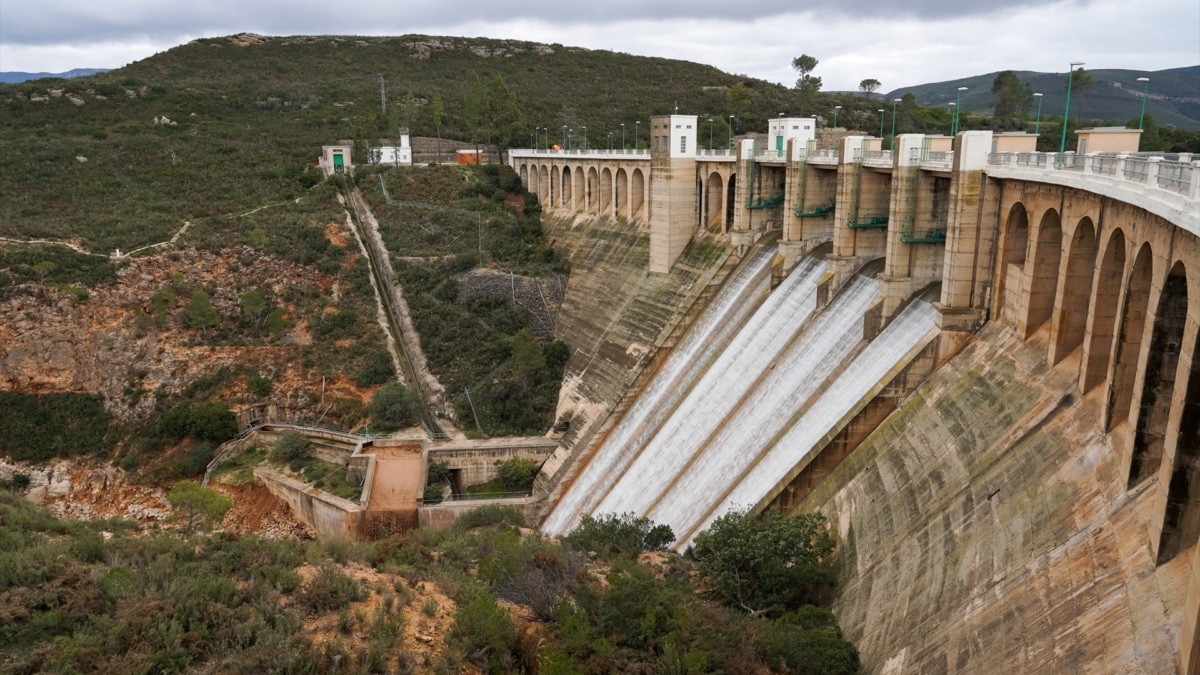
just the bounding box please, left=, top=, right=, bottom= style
left=544, top=247, right=939, bottom=550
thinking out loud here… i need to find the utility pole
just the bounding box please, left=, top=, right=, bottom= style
left=379, top=74, right=386, bottom=115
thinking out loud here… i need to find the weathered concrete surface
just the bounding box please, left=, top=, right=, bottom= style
left=534, top=213, right=730, bottom=520
left=419, top=496, right=541, bottom=530
left=427, top=437, right=558, bottom=487
left=255, top=467, right=365, bottom=541
left=800, top=322, right=1186, bottom=674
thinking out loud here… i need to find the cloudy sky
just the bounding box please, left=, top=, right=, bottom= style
left=1, top=0, right=1197, bottom=90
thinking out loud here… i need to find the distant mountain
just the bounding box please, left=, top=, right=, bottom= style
left=888, top=66, right=1200, bottom=130
left=0, top=68, right=110, bottom=84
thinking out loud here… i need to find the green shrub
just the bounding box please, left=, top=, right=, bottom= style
left=453, top=595, right=518, bottom=670
left=353, top=350, right=394, bottom=387
left=0, top=392, right=115, bottom=461
left=248, top=374, right=274, bottom=397
left=274, top=431, right=313, bottom=462
left=496, top=457, right=540, bottom=493
left=367, top=383, right=422, bottom=432
left=453, top=505, right=525, bottom=531
left=564, top=512, right=676, bottom=559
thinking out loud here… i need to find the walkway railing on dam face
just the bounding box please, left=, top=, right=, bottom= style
left=987, top=151, right=1200, bottom=235
left=510, top=148, right=649, bottom=160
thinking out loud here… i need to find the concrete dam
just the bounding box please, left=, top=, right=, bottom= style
left=512, top=121, right=1200, bottom=673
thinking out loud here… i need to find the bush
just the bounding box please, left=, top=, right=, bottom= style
left=564, top=512, right=675, bottom=559
left=353, top=350, right=395, bottom=387
left=496, top=457, right=540, bottom=493
left=690, top=509, right=836, bottom=617
left=274, top=431, right=313, bottom=462
left=166, top=480, right=232, bottom=534
left=248, top=374, right=274, bottom=397
left=453, top=505, right=526, bottom=531
left=453, top=595, right=518, bottom=670
left=367, top=383, right=422, bottom=432
left=160, top=401, right=238, bottom=444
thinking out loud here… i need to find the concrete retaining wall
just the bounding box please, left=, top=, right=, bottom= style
left=419, top=496, right=541, bottom=530
left=255, top=467, right=366, bottom=541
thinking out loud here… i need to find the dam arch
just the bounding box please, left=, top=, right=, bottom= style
left=1082, top=228, right=1127, bottom=393
left=1023, top=208, right=1063, bottom=338
left=1159, top=324, right=1200, bottom=563
left=601, top=168, right=613, bottom=216
left=1129, top=261, right=1188, bottom=488
left=574, top=168, right=586, bottom=213
left=1050, top=217, right=1098, bottom=364
left=706, top=172, right=725, bottom=230
left=615, top=168, right=628, bottom=218
left=996, top=202, right=1029, bottom=324
left=1108, top=243, right=1154, bottom=430
left=561, top=167, right=573, bottom=209
left=631, top=168, right=645, bottom=219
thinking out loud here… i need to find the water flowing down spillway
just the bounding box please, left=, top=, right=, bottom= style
left=543, top=248, right=939, bottom=552
left=541, top=245, right=781, bottom=536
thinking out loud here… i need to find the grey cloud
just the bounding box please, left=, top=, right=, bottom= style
left=1, top=0, right=1078, bottom=46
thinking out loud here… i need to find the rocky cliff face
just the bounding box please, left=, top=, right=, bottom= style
left=0, top=246, right=341, bottom=420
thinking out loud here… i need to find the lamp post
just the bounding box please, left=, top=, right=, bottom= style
left=634, top=121, right=640, bottom=151
left=708, top=118, right=714, bottom=151
left=832, top=105, right=841, bottom=129
left=1060, top=61, right=1085, bottom=155
left=890, top=98, right=900, bottom=150
left=728, top=115, right=735, bottom=151
left=561, top=125, right=567, bottom=150
left=567, top=127, right=573, bottom=151
left=608, top=132, right=613, bottom=151
left=1033, top=93, right=1043, bottom=135
left=878, top=109, right=885, bottom=140
left=948, top=103, right=955, bottom=135
left=953, top=86, right=967, bottom=135
left=1137, top=77, right=1150, bottom=129
left=621, top=123, right=625, bottom=151
left=582, top=126, right=587, bottom=152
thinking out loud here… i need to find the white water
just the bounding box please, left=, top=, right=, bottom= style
left=541, top=245, right=780, bottom=535
left=680, top=295, right=938, bottom=548
left=543, top=246, right=939, bottom=553
left=588, top=254, right=826, bottom=520
left=645, top=275, right=880, bottom=544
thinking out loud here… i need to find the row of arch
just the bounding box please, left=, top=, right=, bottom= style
left=517, top=161, right=738, bottom=232
left=995, top=198, right=1198, bottom=565
left=519, top=162, right=647, bottom=221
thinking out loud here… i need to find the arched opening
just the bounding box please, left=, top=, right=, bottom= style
left=630, top=169, right=645, bottom=219
left=725, top=174, right=737, bottom=232
left=1159, top=322, right=1200, bottom=563
left=574, top=168, right=585, bottom=213
left=540, top=164, right=551, bottom=202
left=1109, top=244, right=1154, bottom=429
left=706, top=173, right=725, bottom=230
left=1050, top=218, right=1098, bottom=364
left=600, top=168, right=613, bottom=216
left=1023, top=208, right=1062, bottom=338
left=1082, top=229, right=1127, bottom=392
left=1129, top=261, right=1188, bottom=487
left=548, top=164, right=556, bottom=206
left=529, top=165, right=540, bottom=201
left=561, top=167, right=573, bottom=209
left=587, top=167, right=600, bottom=214
left=997, top=203, right=1029, bottom=324
left=520, top=165, right=529, bottom=193
left=615, top=168, right=628, bottom=219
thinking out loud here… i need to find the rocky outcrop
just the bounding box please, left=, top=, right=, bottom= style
left=0, top=247, right=323, bottom=420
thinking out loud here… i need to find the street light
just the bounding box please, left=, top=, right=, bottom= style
left=635, top=120, right=640, bottom=151
left=953, top=86, right=967, bottom=136
left=1033, top=93, right=1043, bottom=135
left=878, top=109, right=885, bottom=140
left=582, top=126, right=587, bottom=152
left=1060, top=61, right=1085, bottom=154
left=728, top=115, right=735, bottom=151
left=608, top=132, right=613, bottom=151
left=1137, top=77, right=1151, bottom=130
left=948, top=103, right=955, bottom=135
left=567, top=127, right=573, bottom=151
left=708, top=118, right=714, bottom=151
left=890, top=98, right=901, bottom=150
left=561, top=125, right=567, bottom=149
left=832, top=105, right=841, bottom=129
left=621, top=123, right=625, bottom=151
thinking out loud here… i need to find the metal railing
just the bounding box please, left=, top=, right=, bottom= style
left=1091, top=155, right=1120, bottom=176
left=1123, top=157, right=1150, bottom=183
left=863, top=150, right=893, bottom=163
left=1158, top=161, right=1193, bottom=194
left=923, top=150, right=953, bottom=164
left=1057, top=154, right=1086, bottom=171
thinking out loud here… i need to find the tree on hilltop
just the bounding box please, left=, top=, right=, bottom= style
left=792, top=55, right=822, bottom=112
left=859, top=78, right=881, bottom=98
left=991, top=70, right=1034, bottom=120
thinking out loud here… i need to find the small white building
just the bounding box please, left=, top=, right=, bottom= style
left=766, top=117, right=816, bottom=154
left=368, top=132, right=413, bottom=166
left=319, top=144, right=352, bottom=176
